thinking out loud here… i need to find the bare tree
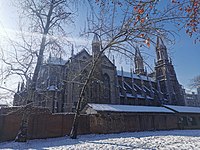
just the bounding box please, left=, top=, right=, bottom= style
left=0, top=0, right=77, bottom=142
left=70, top=0, right=200, bottom=139
left=0, top=0, right=76, bottom=102
left=0, top=0, right=199, bottom=141
left=16, top=0, right=75, bottom=99
left=190, top=75, right=200, bottom=89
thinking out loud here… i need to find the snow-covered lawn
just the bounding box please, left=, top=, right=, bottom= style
left=1, top=130, right=200, bottom=150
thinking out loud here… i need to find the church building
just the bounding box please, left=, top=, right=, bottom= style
left=13, top=34, right=185, bottom=112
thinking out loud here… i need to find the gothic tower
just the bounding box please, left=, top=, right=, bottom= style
left=155, top=37, right=184, bottom=105
left=92, top=33, right=101, bottom=57
left=134, top=46, right=145, bottom=75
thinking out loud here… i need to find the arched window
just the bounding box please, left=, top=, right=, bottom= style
left=103, top=74, right=111, bottom=103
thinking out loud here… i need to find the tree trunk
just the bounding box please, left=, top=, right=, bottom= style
left=15, top=104, right=32, bottom=142
left=70, top=51, right=104, bottom=139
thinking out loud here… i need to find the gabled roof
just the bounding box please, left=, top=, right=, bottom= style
left=101, top=55, right=115, bottom=67
left=66, top=49, right=91, bottom=64
left=74, top=49, right=91, bottom=59
left=85, top=103, right=174, bottom=114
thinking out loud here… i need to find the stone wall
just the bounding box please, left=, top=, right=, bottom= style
left=1, top=111, right=200, bottom=142
left=0, top=114, right=22, bottom=141
left=0, top=113, right=90, bottom=142
left=89, top=113, right=178, bottom=134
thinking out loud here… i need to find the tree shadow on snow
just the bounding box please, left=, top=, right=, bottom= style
left=0, top=130, right=200, bottom=149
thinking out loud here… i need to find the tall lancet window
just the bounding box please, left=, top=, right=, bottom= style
left=103, top=73, right=111, bottom=103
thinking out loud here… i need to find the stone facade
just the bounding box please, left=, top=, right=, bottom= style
left=13, top=35, right=185, bottom=112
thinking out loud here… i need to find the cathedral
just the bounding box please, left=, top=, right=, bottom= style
left=13, top=34, right=185, bottom=112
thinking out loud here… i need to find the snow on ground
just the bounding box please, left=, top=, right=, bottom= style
left=1, top=130, right=200, bottom=150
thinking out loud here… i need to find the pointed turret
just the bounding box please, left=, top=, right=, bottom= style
left=169, top=57, right=172, bottom=64
left=92, top=33, right=101, bottom=57
left=130, top=68, right=137, bottom=98
left=20, top=82, right=24, bottom=91
left=145, top=67, right=148, bottom=76
left=134, top=46, right=145, bottom=75
left=71, top=44, right=74, bottom=59
left=59, top=53, right=62, bottom=63
left=156, top=36, right=166, bottom=49
left=156, top=36, right=168, bottom=62
left=121, top=66, right=125, bottom=90
left=112, top=55, right=115, bottom=65
left=92, top=33, right=100, bottom=43
left=17, top=82, right=20, bottom=93
left=121, top=66, right=127, bottom=103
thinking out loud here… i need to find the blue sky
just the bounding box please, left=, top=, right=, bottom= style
left=0, top=1, right=199, bottom=93
left=171, top=32, right=199, bottom=91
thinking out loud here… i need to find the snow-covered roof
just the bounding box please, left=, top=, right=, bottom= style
left=164, top=105, right=200, bottom=113
left=117, top=70, right=155, bottom=82
left=87, top=103, right=174, bottom=114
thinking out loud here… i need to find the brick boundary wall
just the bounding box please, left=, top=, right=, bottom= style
left=89, top=113, right=179, bottom=134
left=1, top=112, right=200, bottom=142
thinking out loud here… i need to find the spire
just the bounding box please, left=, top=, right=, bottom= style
left=20, top=82, right=24, bottom=91
left=112, top=55, right=115, bottom=65
left=169, top=57, right=172, bottom=64
left=17, top=82, right=20, bottom=92
left=139, top=75, right=147, bottom=101
left=156, top=36, right=166, bottom=49
left=49, top=52, right=52, bottom=60
left=92, top=33, right=100, bottom=44
left=121, top=66, right=125, bottom=88
left=147, top=73, right=154, bottom=98
left=71, top=44, right=74, bottom=58
left=92, top=33, right=101, bottom=57
left=156, top=36, right=168, bottom=62
left=145, top=67, right=148, bottom=76
left=131, top=67, right=135, bottom=85
left=134, top=46, right=145, bottom=75
left=130, top=68, right=136, bottom=97
left=121, top=66, right=124, bottom=79
left=121, top=66, right=127, bottom=102
left=59, top=53, right=62, bottom=63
